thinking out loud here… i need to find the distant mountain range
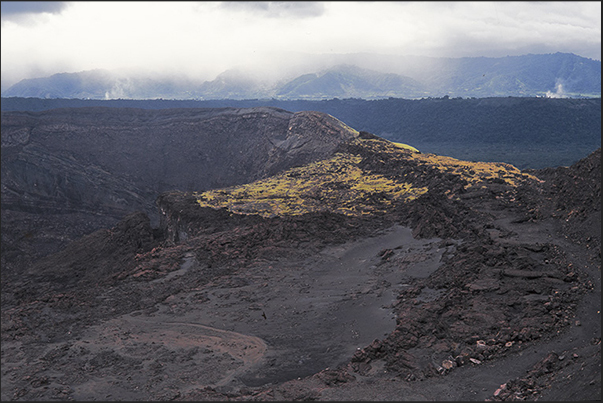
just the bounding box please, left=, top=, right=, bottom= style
left=2, top=52, right=600, bottom=100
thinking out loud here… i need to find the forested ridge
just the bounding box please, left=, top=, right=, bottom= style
left=2, top=96, right=600, bottom=169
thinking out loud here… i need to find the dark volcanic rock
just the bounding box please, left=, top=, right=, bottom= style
left=1, top=107, right=600, bottom=401
left=343, top=148, right=600, bottom=400
left=530, top=148, right=601, bottom=258
left=4, top=212, right=158, bottom=303
left=1, top=107, right=358, bottom=204
left=1, top=106, right=358, bottom=269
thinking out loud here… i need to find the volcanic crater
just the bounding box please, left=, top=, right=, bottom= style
left=1, top=107, right=600, bottom=401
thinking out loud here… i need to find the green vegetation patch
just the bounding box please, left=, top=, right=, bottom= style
left=406, top=152, right=540, bottom=187
left=391, top=142, right=420, bottom=153
left=195, top=152, right=427, bottom=217
left=194, top=136, right=540, bottom=219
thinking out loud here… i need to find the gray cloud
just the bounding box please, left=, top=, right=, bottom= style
left=1, top=2, right=599, bottom=92
left=1, top=1, right=69, bottom=20
left=218, top=1, right=325, bottom=18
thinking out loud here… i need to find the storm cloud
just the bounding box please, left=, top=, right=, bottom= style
left=1, top=1, right=69, bottom=21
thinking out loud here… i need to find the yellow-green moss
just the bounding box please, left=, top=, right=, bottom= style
left=406, top=152, right=540, bottom=187
left=195, top=152, right=427, bottom=217
left=194, top=137, right=539, bottom=218
left=392, top=142, right=420, bottom=153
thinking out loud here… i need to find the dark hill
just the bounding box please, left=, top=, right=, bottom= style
left=1, top=106, right=359, bottom=265
left=1, top=106, right=359, bottom=212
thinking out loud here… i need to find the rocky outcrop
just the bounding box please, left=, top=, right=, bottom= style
left=25, top=211, right=157, bottom=289
left=529, top=148, right=601, bottom=257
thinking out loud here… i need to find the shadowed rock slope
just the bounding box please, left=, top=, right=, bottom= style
left=1, top=106, right=359, bottom=266
left=1, top=106, right=360, bottom=214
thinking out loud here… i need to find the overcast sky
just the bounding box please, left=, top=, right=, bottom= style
left=1, top=1, right=601, bottom=90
